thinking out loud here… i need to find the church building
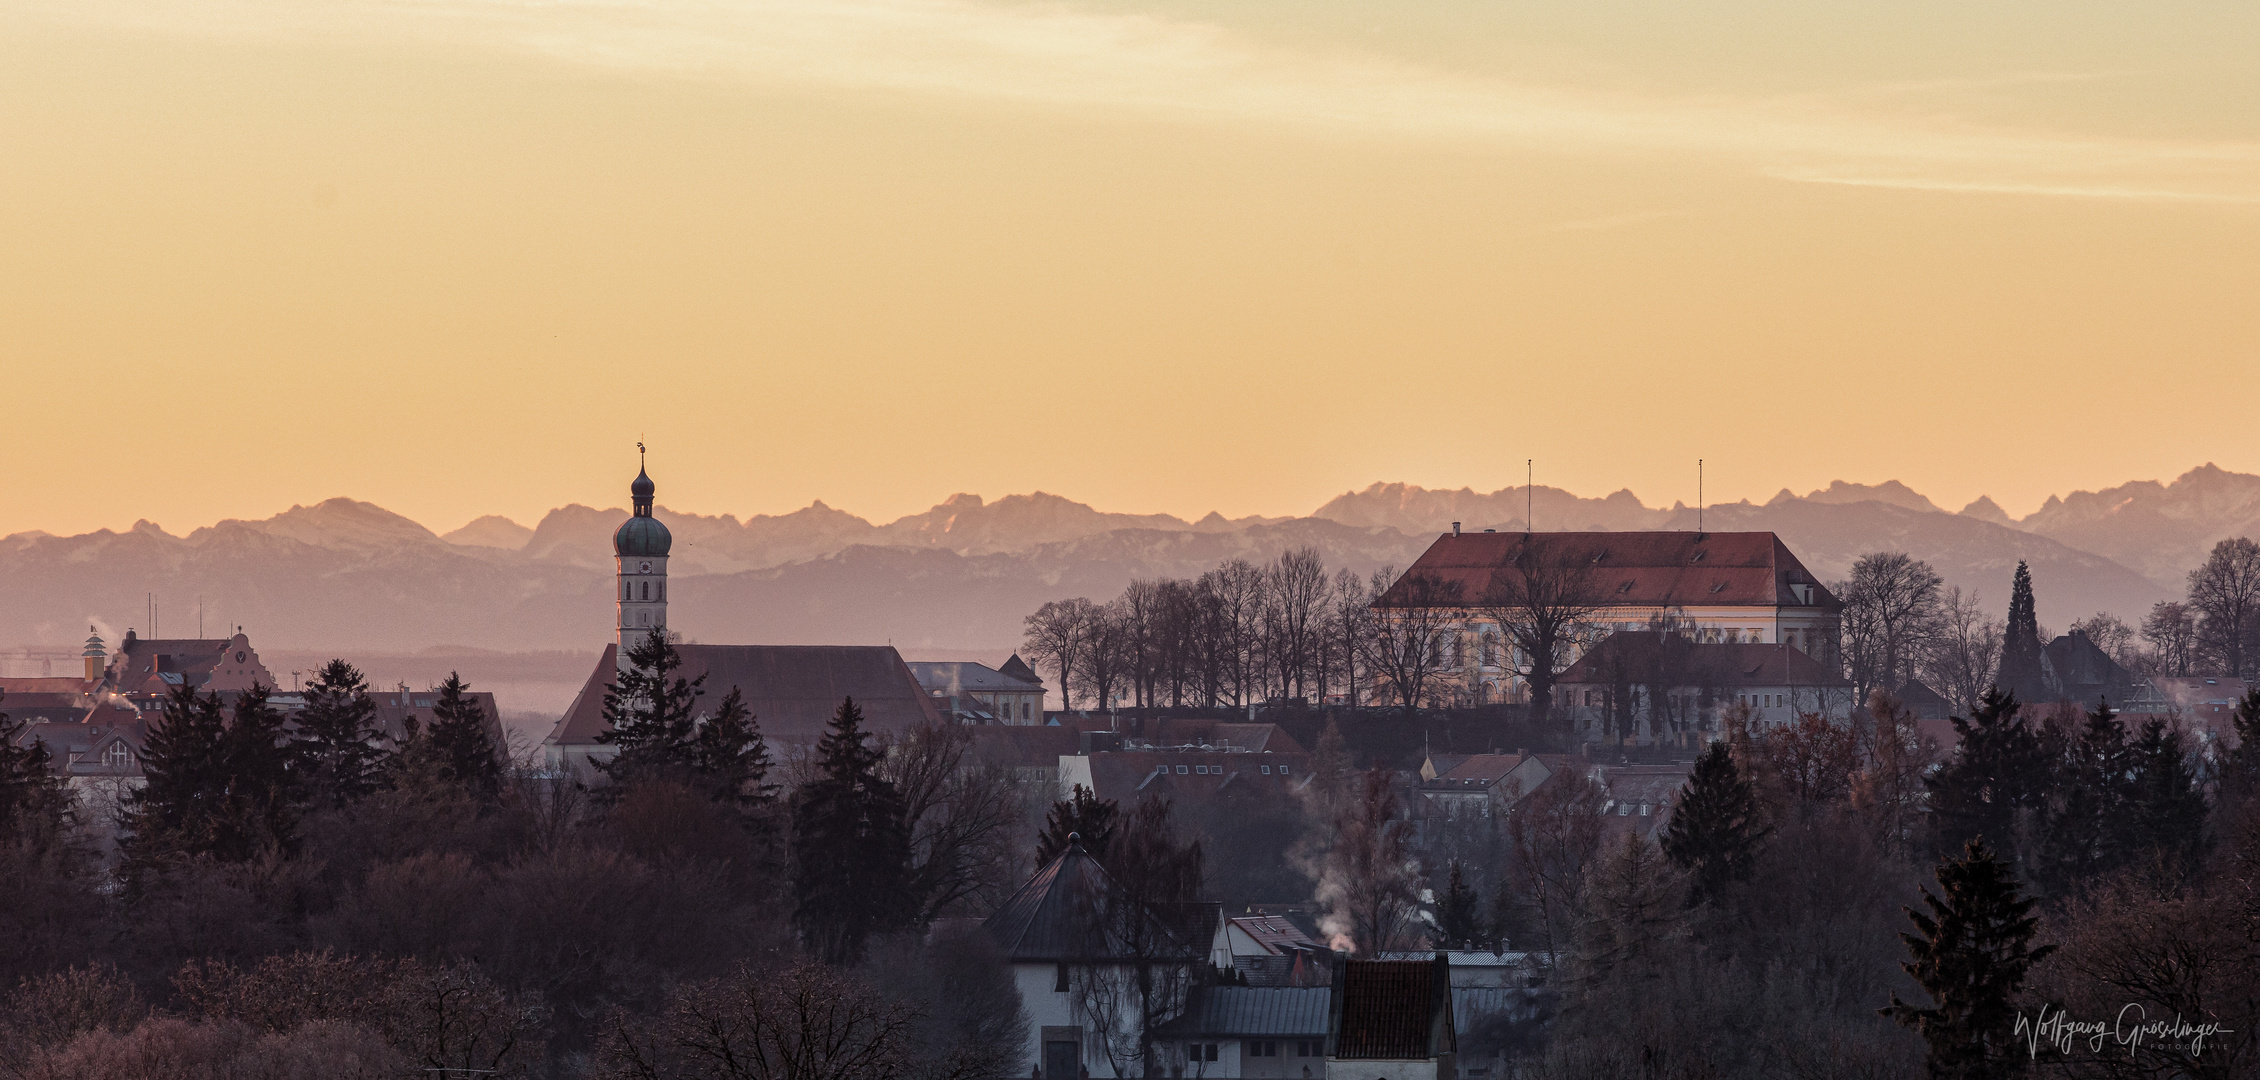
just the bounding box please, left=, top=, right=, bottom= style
left=543, top=459, right=942, bottom=772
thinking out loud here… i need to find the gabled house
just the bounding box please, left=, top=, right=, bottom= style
left=1416, top=753, right=1553, bottom=820
left=1554, top=631, right=1853, bottom=747
left=1326, top=956, right=1456, bottom=1080
left=1155, top=986, right=1333, bottom=1079
left=985, top=838, right=1209, bottom=1079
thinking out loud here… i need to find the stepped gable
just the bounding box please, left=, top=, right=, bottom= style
left=550, top=643, right=942, bottom=748
left=1377, top=531, right=1837, bottom=611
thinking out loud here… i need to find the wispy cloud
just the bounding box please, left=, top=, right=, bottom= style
left=34, top=0, right=2260, bottom=203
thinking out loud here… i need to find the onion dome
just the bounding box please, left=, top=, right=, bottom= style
left=613, top=465, right=672, bottom=556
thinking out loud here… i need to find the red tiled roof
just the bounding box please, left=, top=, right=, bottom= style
left=1376, top=531, right=1838, bottom=612
left=966, top=725, right=1083, bottom=768
left=550, top=643, right=944, bottom=747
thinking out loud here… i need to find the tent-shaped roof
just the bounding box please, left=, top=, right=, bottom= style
left=982, top=840, right=1194, bottom=963
left=1376, top=531, right=1838, bottom=612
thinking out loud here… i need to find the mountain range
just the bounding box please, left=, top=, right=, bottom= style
left=6, top=466, right=2258, bottom=662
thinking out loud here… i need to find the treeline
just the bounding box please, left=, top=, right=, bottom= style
left=0, top=631, right=1037, bottom=1079
left=1024, top=548, right=1423, bottom=712
left=1415, top=690, right=2260, bottom=1078
left=1840, top=537, right=2260, bottom=709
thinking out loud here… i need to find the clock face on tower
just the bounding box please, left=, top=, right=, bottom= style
left=639, top=561, right=652, bottom=573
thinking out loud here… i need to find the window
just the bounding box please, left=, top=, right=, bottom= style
left=1249, top=1041, right=1279, bottom=1057
left=104, top=742, right=131, bottom=768
left=1261, top=765, right=1272, bottom=775
left=1187, top=1043, right=1218, bottom=1062
left=1277, top=764, right=1289, bottom=775
left=1297, top=1040, right=1320, bottom=1056
left=1054, top=963, right=1069, bottom=992
left=1176, top=765, right=1189, bottom=774
left=1641, top=804, right=1651, bottom=816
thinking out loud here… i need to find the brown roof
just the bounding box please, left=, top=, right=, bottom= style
left=965, top=725, right=1083, bottom=768
left=1556, top=632, right=1849, bottom=690
left=1437, top=753, right=1525, bottom=783
left=1076, top=750, right=1311, bottom=806
left=1146, top=720, right=1307, bottom=754
left=1376, top=531, right=1838, bottom=612
left=0, top=678, right=95, bottom=696
left=550, top=643, right=944, bottom=747
left=982, top=841, right=1194, bottom=962
left=1329, top=957, right=1456, bottom=1060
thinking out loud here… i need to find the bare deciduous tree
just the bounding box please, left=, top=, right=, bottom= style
left=1837, top=552, right=1945, bottom=703
left=1477, top=539, right=1599, bottom=732
left=1317, top=769, right=1424, bottom=955
left=2068, top=611, right=2139, bottom=669
left=1366, top=570, right=1465, bottom=717
left=880, top=721, right=1024, bottom=923
left=1505, top=767, right=1606, bottom=966
left=1262, top=547, right=1329, bottom=703
left=2188, top=536, right=2260, bottom=676
left=1023, top=598, right=1098, bottom=709
left=1924, top=587, right=2002, bottom=715
left=596, top=962, right=917, bottom=1080
left=2142, top=600, right=2200, bottom=677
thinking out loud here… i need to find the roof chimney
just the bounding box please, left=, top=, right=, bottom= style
left=1451, top=521, right=1461, bottom=537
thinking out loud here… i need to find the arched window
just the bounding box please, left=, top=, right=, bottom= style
left=641, top=581, right=650, bottom=601
left=658, top=581, right=665, bottom=601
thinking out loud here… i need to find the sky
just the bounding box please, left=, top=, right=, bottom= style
left=2, top=0, right=2256, bottom=538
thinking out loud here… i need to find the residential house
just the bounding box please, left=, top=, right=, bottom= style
left=1325, top=956, right=1457, bottom=1080
left=1223, top=914, right=1331, bottom=988
left=1156, top=987, right=1332, bottom=1079
left=984, top=838, right=1210, bottom=1079
left=1416, top=753, right=1554, bottom=821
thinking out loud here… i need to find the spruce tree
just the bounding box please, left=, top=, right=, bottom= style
left=2120, top=716, right=2207, bottom=871
left=1435, top=859, right=1486, bottom=947
left=1926, top=688, right=2048, bottom=865
left=2221, top=688, right=2260, bottom=817
left=1996, top=562, right=2051, bottom=704
left=1660, top=741, right=1767, bottom=905
left=2034, top=699, right=2125, bottom=896
left=123, top=683, right=298, bottom=869
left=1883, top=840, right=2055, bottom=1079
left=0, top=691, right=74, bottom=846
left=791, top=697, right=918, bottom=964
left=687, top=686, right=776, bottom=810
left=296, top=660, right=390, bottom=809
left=1034, top=784, right=1120, bottom=864
left=425, top=672, right=504, bottom=805
left=592, top=627, right=707, bottom=793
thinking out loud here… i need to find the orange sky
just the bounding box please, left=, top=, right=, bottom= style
left=3, top=0, right=2255, bottom=538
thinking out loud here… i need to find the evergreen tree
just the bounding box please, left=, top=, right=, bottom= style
left=1883, top=840, right=2055, bottom=1079
left=1034, top=784, right=1120, bottom=864
left=2220, top=688, right=2260, bottom=819
left=1435, top=859, right=1486, bottom=947
left=2119, top=716, right=2207, bottom=871
left=791, top=697, right=918, bottom=964
left=123, top=683, right=298, bottom=869
left=424, top=672, right=504, bottom=805
left=1660, top=741, right=1767, bottom=904
left=2034, top=699, right=2125, bottom=896
left=687, top=686, right=777, bottom=810
left=0, top=691, right=74, bottom=846
left=1995, top=562, right=2052, bottom=705
left=1926, top=688, right=2048, bottom=865
left=592, top=627, right=707, bottom=792
left=296, top=660, right=390, bottom=809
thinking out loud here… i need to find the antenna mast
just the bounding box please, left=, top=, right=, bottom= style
left=1526, top=459, right=1533, bottom=534
left=1698, top=459, right=1704, bottom=535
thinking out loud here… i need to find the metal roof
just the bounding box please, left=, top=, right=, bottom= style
left=1156, top=987, right=1331, bottom=1038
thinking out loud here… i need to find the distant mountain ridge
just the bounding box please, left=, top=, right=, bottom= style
left=5, top=467, right=2254, bottom=654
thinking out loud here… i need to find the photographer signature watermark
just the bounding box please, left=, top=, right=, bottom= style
left=2016, top=1003, right=2233, bottom=1059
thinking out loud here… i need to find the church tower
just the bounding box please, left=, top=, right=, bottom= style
left=612, top=453, right=673, bottom=674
